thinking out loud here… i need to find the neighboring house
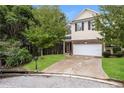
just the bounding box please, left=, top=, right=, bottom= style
left=64, top=9, right=103, bottom=57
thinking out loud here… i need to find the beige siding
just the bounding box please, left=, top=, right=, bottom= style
left=71, top=23, right=102, bottom=40
left=74, top=9, right=97, bottom=20
left=71, top=9, right=102, bottom=40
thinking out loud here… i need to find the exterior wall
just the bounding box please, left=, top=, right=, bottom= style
left=70, top=9, right=102, bottom=41
left=71, top=23, right=102, bottom=40
left=72, top=39, right=101, bottom=44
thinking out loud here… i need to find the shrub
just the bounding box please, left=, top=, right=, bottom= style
left=113, top=46, right=121, bottom=53
left=5, top=48, right=32, bottom=67
left=122, top=50, right=124, bottom=56
left=103, top=51, right=111, bottom=58
left=114, top=51, right=123, bottom=57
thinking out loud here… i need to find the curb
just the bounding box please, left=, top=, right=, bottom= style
left=29, top=73, right=123, bottom=87
left=0, top=73, right=123, bottom=87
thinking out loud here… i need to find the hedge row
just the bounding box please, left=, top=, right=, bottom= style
left=103, top=51, right=124, bottom=58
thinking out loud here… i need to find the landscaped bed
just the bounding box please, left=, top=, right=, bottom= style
left=23, top=54, right=65, bottom=71
left=102, top=58, right=124, bottom=80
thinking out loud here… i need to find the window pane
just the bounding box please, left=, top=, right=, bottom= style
left=77, top=22, right=82, bottom=31
left=88, top=21, right=91, bottom=30
left=75, top=23, right=77, bottom=31
left=82, top=22, right=84, bottom=31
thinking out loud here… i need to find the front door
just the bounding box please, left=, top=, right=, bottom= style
left=65, top=42, right=72, bottom=55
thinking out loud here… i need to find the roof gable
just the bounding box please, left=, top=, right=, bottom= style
left=73, top=9, right=98, bottom=21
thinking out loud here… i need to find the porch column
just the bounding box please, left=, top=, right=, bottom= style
left=103, top=42, right=106, bottom=52
left=0, top=59, right=1, bottom=68
left=63, top=41, right=65, bottom=54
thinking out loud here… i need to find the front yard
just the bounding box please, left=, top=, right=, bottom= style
left=23, top=54, right=65, bottom=71
left=23, top=54, right=124, bottom=80
left=102, top=58, right=124, bottom=80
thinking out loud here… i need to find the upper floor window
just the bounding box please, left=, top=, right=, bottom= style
left=88, top=20, right=95, bottom=31
left=75, top=22, right=84, bottom=31
left=75, top=23, right=77, bottom=31
left=77, top=22, right=82, bottom=31
left=82, top=22, right=84, bottom=31
left=88, top=21, right=91, bottom=30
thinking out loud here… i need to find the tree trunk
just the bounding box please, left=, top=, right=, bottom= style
left=40, top=48, right=43, bottom=56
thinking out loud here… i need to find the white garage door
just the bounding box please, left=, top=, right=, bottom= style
left=73, top=44, right=102, bottom=56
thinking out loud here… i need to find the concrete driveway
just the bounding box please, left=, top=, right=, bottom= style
left=43, top=56, right=108, bottom=79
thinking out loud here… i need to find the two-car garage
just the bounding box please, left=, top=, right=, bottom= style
left=73, top=44, right=102, bottom=57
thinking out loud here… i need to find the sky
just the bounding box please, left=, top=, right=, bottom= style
left=60, top=5, right=100, bottom=21
left=33, top=5, right=100, bottom=21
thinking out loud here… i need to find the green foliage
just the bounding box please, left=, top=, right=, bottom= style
left=0, top=5, right=34, bottom=39
left=113, top=46, right=121, bottom=53
left=114, top=51, right=123, bottom=57
left=0, top=5, right=68, bottom=68
left=95, top=6, right=124, bottom=47
left=0, top=39, right=32, bottom=67
left=0, top=5, right=35, bottom=67
left=0, top=39, right=21, bottom=53
left=102, top=51, right=111, bottom=58
left=23, top=6, right=67, bottom=48
left=6, top=48, right=32, bottom=67
left=24, top=26, right=52, bottom=48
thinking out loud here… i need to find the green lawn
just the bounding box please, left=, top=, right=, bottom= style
left=102, top=57, right=124, bottom=80
left=23, top=54, right=65, bottom=71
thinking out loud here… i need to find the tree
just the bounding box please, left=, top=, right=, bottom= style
left=0, top=6, right=8, bottom=39
left=23, top=6, right=67, bottom=54
left=0, top=5, right=34, bottom=39
left=0, top=5, right=35, bottom=67
left=95, top=6, right=124, bottom=48
left=0, top=5, right=36, bottom=55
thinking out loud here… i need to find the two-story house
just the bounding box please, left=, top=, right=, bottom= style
left=64, top=9, right=103, bottom=57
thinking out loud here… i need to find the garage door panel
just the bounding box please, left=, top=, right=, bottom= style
left=73, top=44, right=102, bottom=56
